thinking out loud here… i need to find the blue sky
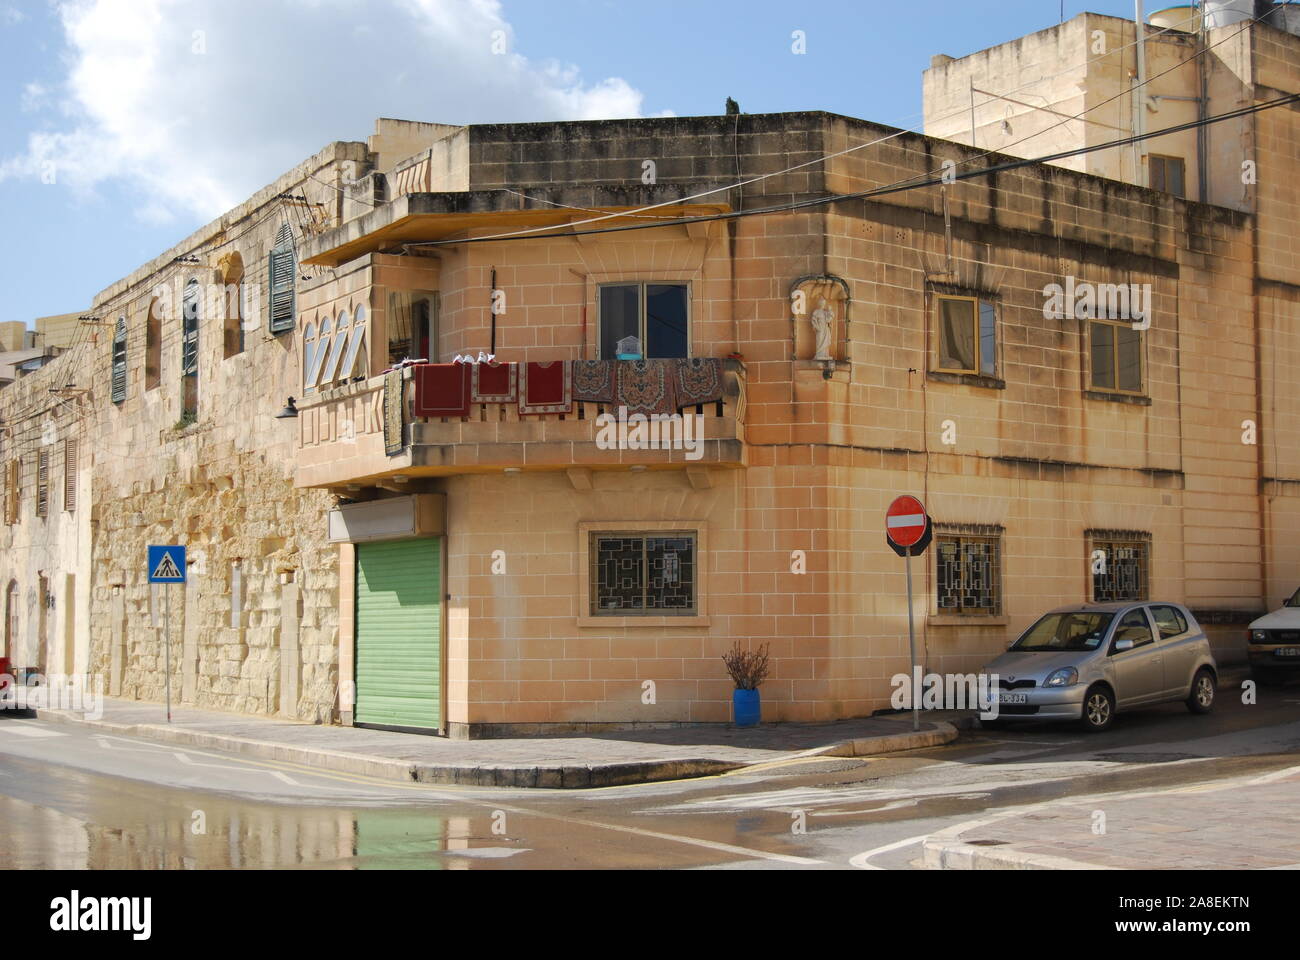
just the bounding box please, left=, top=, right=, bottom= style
left=0, top=0, right=1147, bottom=326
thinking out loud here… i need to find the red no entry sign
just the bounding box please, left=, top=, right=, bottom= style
left=886, top=495, right=928, bottom=548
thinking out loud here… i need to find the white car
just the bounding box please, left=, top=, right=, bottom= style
left=1247, top=587, right=1300, bottom=681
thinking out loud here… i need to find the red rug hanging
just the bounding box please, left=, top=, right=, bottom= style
left=518, top=360, right=572, bottom=415
left=471, top=361, right=517, bottom=403
left=413, top=363, right=470, bottom=418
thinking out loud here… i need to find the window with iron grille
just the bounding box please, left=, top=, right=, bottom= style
left=590, top=532, right=696, bottom=615
left=936, top=524, right=1002, bottom=615
left=1088, top=531, right=1150, bottom=602
left=36, top=451, right=48, bottom=518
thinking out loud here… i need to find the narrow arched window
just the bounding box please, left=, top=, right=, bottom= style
left=341, top=305, right=367, bottom=381
left=181, top=278, right=200, bottom=420
left=306, top=315, right=331, bottom=390
left=303, top=321, right=318, bottom=393
left=110, top=316, right=127, bottom=404
left=268, top=224, right=296, bottom=334
left=319, top=309, right=350, bottom=386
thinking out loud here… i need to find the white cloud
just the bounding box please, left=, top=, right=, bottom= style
left=1, top=5, right=27, bottom=24
left=1, top=0, right=661, bottom=221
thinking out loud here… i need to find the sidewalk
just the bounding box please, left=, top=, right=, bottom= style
left=924, top=764, right=1300, bottom=869
left=20, top=696, right=957, bottom=789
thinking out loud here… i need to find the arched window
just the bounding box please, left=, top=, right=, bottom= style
left=341, top=305, right=367, bottom=381
left=319, top=309, right=350, bottom=387
left=302, top=322, right=318, bottom=393
left=268, top=224, right=296, bottom=334
left=181, top=278, right=200, bottom=420
left=306, top=315, right=331, bottom=390
left=110, top=316, right=127, bottom=404
left=146, top=297, right=162, bottom=391
left=221, top=251, right=245, bottom=359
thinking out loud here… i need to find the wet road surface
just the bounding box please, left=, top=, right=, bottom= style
left=2, top=680, right=1298, bottom=869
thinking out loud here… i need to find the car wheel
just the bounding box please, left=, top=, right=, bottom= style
left=1187, top=668, right=1216, bottom=714
left=1080, top=685, right=1115, bottom=732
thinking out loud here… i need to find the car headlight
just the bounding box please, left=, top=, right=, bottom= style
left=1251, top=630, right=1268, bottom=643
left=1044, top=667, right=1078, bottom=688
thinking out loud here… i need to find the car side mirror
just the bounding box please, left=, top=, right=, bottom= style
left=1113, top=637, right=1135, bottom=653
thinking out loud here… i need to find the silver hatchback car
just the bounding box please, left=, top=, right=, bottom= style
left=981, top=602, right=1218, bottom=732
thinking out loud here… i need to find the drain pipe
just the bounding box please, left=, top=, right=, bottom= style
left=1134, top=0, right=1149, bottom=186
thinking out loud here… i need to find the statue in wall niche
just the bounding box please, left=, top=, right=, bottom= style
left=789, top=274, right=850, bottom=365
left=810, top=298, right=835, bottom=361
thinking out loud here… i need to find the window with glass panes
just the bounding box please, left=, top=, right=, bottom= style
left=590, top=532, right=696, bottom=615
left=1089, top=318, right=1143, bottom=394
left=936, top=525, right=1002, bottom=614
left=598, top=283, right=689, bottom=360
left=936, top=295, right=997, bottom=376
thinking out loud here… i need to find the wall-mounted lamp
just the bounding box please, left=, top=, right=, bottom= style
left=275, top=397, right=299, bottom=419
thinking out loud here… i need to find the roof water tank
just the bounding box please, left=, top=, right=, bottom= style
left=1267, top=3, right=1300, bottom=36
left=1148, top=5, right=1202, bottom=32
left=1202, top=0, right=1255, bottom=28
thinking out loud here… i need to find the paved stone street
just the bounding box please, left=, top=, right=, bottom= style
left=924, top=764, right=1300, bottom=870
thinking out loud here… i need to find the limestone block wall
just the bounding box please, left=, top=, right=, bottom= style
left=79, top=141, right=368, bottom=720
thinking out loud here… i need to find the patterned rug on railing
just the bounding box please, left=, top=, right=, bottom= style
left=673, top=358, right=724, bottom=407
left=411, top=357, right=725, bottom=421
left=615, top=359, right=677, bottom=416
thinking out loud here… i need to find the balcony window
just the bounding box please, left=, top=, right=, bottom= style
left=598, top=283, right=688, bottom=360
left=387, top=291, right=436, bottom=365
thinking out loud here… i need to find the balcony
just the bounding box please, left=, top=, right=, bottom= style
left=295, top=358, right=746, bottom=490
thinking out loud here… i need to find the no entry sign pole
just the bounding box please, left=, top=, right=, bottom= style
left=886, top=495, right=930, bottom=732
left=904, top=548, right=917, bottom=732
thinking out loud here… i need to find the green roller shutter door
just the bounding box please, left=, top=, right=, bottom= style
left=355, top=538, right=442, bottom=731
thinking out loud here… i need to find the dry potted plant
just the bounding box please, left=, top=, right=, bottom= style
left=722, top=641, right=770, bottom=727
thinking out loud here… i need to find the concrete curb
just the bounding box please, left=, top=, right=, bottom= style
left=922, top=835, right=1117, bottom=871
left=28, top=709, right=959, bottom=789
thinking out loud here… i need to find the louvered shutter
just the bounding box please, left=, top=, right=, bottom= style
left=269, top=224, right=296, bottom=334
left=111, top=316, right=127, bottom=404
left=36, top=451, right=48, bottom=518
left=63, top=440, right=78, bottom=513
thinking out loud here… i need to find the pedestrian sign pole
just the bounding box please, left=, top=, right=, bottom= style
left=148, top=545, right=187, bottom=723
left=885, top=496, right=931, bottom=732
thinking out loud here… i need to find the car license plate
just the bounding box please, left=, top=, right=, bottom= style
left=998, top=693, right=1028, bottom=705
left=1276, top=648, right=1300, bottom=658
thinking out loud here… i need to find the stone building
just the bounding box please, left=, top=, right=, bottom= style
left=3, top=9, right=1297, bottom=736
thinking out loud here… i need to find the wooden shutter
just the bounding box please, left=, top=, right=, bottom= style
left=269, top=224, right=296, bottom=334
left=4, top=459, right=17, bottom=524
left=111, top=316, right=127, bottom=404
left=63, top=440, right=78, bottom=513
left=36, top=451, right=48, bottom=518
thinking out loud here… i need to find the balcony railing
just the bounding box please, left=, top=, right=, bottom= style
left=295, top=358, right=746, bottom=489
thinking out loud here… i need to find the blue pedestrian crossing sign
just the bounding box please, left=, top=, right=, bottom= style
left=148, top=545, right=187, bottom=583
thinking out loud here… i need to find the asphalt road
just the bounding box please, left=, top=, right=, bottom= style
left=2, top=678, right=1298, bottom=870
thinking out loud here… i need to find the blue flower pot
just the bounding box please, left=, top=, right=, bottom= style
left=733, top=688, right=761, bottom=727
